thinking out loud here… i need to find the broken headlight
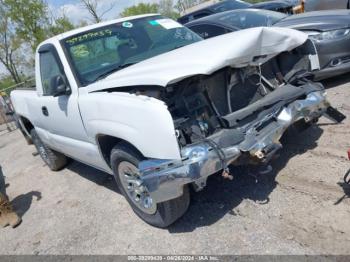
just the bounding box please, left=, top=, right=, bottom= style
left=308, top=29, right=350, bottom=41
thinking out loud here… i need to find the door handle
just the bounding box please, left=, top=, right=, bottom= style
left=41, top=106, right=49, bottom=116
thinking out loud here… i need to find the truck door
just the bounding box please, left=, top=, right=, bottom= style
left=36, top=44, right=91, bottom=161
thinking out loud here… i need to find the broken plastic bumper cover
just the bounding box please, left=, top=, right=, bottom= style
left=139, top=90, right=343, bottom=204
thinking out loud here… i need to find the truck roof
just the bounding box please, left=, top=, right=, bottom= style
left=39, top=13, right=159, bottom=47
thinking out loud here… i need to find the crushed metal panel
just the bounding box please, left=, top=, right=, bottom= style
left=87, top=27, right=308, bottom=92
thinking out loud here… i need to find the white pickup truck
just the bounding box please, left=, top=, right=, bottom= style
left=11, top=14, right=345, bottom=227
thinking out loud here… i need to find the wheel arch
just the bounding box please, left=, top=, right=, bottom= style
left=17, top=115, right=34, bottom=144
left=96, top=134, right=145, bottom=168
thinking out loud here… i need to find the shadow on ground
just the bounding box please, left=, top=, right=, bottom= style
left=334, top=169, right=350, bottom=205
left=11, top=191, right=42, bottom=218
left=67, top=162, right=120, bottom=194
left=168, top=125, right=323, bottom=233
left=0, top=165, right=42, bottom=221
left=57, top=124, right=323, bottom=232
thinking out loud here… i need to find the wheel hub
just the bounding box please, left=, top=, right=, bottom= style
left=118, top=161, right=157, bottom=214
left=38, top=145, right=49, bottom=163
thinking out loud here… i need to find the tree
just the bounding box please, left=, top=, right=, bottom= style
left=0, top=4, right=22, bottom=83
left=175, top=0, right=208, bottom=13
left=0, top=75, right=16, bottom=90
left=4, top=0, right=48, bottom=52
left=80, top=0, right=116, bottom=23
left=48, top=15, right=75, bottom=36
left=159, top=0, right=180, bottom=19
left=120, top=2, right=180, bottom=19
left=0, top=0, right=76, bottom=83
left=120, top=3, right=159, bottom=17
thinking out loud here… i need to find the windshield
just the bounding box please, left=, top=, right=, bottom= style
left=218, top=10, right=287, bottom=29
left=62, top=15, right=202, bottom=86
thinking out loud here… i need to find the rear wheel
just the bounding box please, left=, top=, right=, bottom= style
left=111, top=142, right=190, bottom=228
left=30, top=129, right=67, bottom=171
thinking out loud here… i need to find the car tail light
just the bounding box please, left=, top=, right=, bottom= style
left=348, top=149, right=350, bottom=161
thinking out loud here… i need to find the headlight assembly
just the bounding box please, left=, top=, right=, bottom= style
left=308, top=28, right=350, bottom=41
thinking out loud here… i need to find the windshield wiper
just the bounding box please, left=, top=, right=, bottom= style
left=93, top=62, right=137, bottom=82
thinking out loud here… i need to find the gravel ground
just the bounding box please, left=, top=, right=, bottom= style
left=0, top=75, right=349, bottom=255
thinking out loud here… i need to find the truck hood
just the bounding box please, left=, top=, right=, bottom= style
left=87, top=27, right=307, bottom=93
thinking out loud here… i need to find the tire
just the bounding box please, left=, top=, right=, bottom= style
left=111, top=142, right=190, bottom=228
left=30, top=129, right=67, bottom=171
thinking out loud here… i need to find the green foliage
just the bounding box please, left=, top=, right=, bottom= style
left=0, top=0, right=76, bottom=84
left=4, top=0, right=48, bottom=51
left=159, top=0, right=180, bottom=19
left=3, top=0, right=75, bottom=51
left=175, top=0, right=205, bottom=13
left=0, top=4, right=23, bottom=83
left=121, top=1, right=180, bottom=19
left=121, top=3, right=159, bottom=17
left=0, top=75, right=16, bottom=91
left=0, top=75, right=27, bottom=95
left=49, top=16, right=75, bottom=36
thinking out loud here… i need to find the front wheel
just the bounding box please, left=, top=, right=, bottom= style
left=111, top=142, right=190, bottom=228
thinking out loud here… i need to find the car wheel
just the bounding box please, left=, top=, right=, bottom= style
left=111, top=142, right=190, bottom=228
left=30, top=129, right=67, bottom=171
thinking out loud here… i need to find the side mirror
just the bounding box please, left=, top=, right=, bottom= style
left=51, top=75, right=71, bottom=97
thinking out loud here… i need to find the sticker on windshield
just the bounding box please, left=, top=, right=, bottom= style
left=65, top=29, right=113, bottom=45
left=149, top=20, right=159, bottom=26
left=155, top=19, right=182, bottom=29
left=122, top=22, right=133, bottom=28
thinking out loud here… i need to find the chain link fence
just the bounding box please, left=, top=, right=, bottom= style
left=0, top=79, right=35, bottom=134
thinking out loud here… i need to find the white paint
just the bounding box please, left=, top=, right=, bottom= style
left=11, top=18, right=309, bottom=173
left=88, top=26, right=308, bottom=92
left=155, top=19, right=183, bottom=29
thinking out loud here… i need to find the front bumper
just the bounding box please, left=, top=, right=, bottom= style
left=140, top=90, right=332, bottom=204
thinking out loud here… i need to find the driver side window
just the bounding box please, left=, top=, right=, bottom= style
left=39, top=51, right=64, bottom=96
left=189, top=24, right=230, bottom=39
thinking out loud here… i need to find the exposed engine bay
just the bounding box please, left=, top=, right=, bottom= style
left=124, top=41, right=320, bottom=150
left=133, top=46, right=346, bottom=204
left=85, top=28, right=346, bottom=205
left=165, top=67, right=274, bottom=147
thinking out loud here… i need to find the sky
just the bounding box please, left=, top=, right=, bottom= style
left=0, top=0, right=159, bottom=78
left=47, top=0, right=159, bottom=24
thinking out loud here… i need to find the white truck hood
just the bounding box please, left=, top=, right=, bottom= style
left=87, top=27, right=307, bottom=92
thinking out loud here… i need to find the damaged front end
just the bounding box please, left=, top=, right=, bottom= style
left=99, top=27, right=345, bottom=204
left=137, top=50, right=345, bottom=204
left=139, top=81, right=344, bottom=203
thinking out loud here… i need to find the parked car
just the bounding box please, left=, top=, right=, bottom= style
left=11, top=14, right=344, bottom=227
left=177, top=0, right=295, bottom=24
left=293, top=0, right=349, bottom=13
left=253, top=0, right=295, bottom=14
left=185, top=9, right=350, bottom=80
